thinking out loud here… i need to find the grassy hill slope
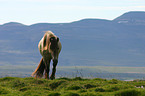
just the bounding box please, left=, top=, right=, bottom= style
left=0, top=77, right=145, bottom=96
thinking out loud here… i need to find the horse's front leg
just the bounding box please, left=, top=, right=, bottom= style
left=44, top=59, right=50, bottom=79
left=50, top=60, right=58, bottom=80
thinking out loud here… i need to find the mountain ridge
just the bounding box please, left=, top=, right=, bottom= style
left=113, top=11, right=145, bottom=25
left=1, top=11, right=145, bottom=26
left=1, top=11, right=145, bottom=67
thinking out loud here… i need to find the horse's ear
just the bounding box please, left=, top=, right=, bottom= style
left=57, top=37, right=59, bottom=42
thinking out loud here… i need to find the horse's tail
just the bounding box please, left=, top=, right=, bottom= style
left=31, top=58, right=45, bottom=78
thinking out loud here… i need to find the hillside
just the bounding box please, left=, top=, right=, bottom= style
left=0, top=11, right=145, bottom=68
left=114, top=11, right=145, bottom=25
left=0, top=77, right=145, bottom=96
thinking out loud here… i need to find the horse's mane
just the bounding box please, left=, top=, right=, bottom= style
left=43, top=31, right=57, bottom=51
left=45, top=31, right=55, bottom=37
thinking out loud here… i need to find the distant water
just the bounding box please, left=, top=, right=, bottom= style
left=0, top=68, right=145, bottom=80
left=56, top=72, right=145, bottom=80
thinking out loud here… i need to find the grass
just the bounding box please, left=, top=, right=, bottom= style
left=0, top=77, right=145, bottom=96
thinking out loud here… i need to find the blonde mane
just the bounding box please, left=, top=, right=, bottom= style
left=44, top=31, right=55, bottom=37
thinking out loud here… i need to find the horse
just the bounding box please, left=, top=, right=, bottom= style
left=32, top=31, right=62, bottom=80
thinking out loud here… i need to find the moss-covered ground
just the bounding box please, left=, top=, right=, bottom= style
left=0, top=77, right=145, bottom=96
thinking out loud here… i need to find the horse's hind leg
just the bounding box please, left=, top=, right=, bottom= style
left=50, top=60, right=58, bottom=80
left=44, top=59, right=51, bottom=79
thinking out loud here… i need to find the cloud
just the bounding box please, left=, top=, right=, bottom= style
left=0, top=0, right=77, bottom=2
left=24, top=0, right=76, bottom=1
left=122, top=6, right=145, bottom=11
left=46, top=5, right=145, bottom=11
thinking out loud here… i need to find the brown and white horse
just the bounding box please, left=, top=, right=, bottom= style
left=32, top=31, right=61, bottom=79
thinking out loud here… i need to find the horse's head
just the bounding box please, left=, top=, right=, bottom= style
left=49, top=37, right=60, bottom=63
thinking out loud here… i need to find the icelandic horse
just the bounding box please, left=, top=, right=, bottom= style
left=32, top=31, right=61, bottom=80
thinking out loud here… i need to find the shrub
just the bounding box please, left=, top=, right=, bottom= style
left=63, top=92, right=80, bottom=96
left=140, top=91, right=145, bottom=96
left=73, top=77, right=83, bottom=80
left=57, top=77, right=71, bottom=81
left=115, top=89, right=141, bottom=96
left=32, top=79, right=44, bottom=84
left=67, top=85, right=82, bottom=90
left=81, top=92, right=102, bottom=96
left=105, top=84, right=133, bottom=92
left=140, top=92, right=145, bottom=96
left=93, top=78, right=106, bottom=81
left=23, top=91, right=32, bottom=96
left=11, top=80, right=26, bottom=88
left=48, top=92, right=61, bottom=96
left=0, top=86, right=9, bottom=94
left=79, top=89, right=87, bottom=93
left=84, top=84, right=96, bottom=89
left=0, top=77, right=17, bottom=81
left=43, top=87, right=50, bottom=90
left=19, top=87, right=30, bottom=92
left=95, top=88, right=105, bottom=92
left=23, top=90, right=44, bottom=96
left=49, top=80, right=65, bottom=90
left=106, top=86, right=120, bottom=92
left=108, top=79, right=119, bottom=84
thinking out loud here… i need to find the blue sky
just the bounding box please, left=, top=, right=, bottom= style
left=0, top=0, right=145, bottom=25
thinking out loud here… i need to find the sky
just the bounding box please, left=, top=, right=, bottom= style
left=0, top=0, right=145, bottom=25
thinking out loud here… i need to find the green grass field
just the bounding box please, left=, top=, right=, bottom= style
left=0, top=77, right=145, bottom=96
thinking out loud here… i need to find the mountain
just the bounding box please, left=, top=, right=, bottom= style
left=1, top=22, right=26, bottom=26
left=1, top=11, right=145, bottom=67
left=114, top=11, right=145, bottom=25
